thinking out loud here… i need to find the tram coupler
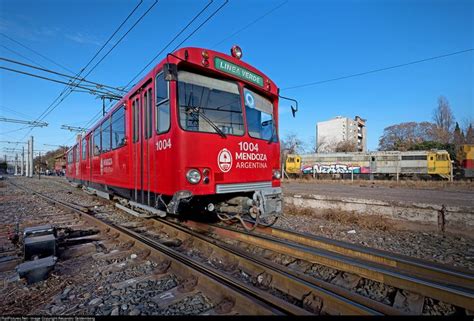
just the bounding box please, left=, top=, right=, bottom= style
left=167, top=190, right=193, bottom=214
left=252, top=187, right=282, bottom=218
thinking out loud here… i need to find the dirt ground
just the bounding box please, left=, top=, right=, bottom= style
left=282, top=180, right=474, bottom=208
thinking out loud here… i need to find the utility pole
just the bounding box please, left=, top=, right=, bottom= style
left=21, top=146, right=24, bottom=176
left=27, top=136, right=34, bottom=177
left=25, top=141, right=29, bottom=177
left=14, top=154, right=18, bottom=175
left=30, top=136, right=34, bottom=177
left=38, top=151, right=41, bottom=180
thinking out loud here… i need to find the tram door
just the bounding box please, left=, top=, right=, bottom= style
left=131, top=93, right=143, bottom=203
left=131, top=81, right=153, bottom=205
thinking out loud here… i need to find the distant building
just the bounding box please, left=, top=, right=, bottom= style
left=316, top=116, right=367, bottom=152
left=53, top=153, right=66, bottom=172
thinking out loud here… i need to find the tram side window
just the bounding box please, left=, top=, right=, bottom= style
left=156, top=72, right=170, bottom=133
left=67, top=151, right=72, bottom=164
left=112, top=106, right=126, bottom=149
left=101, top=118, right=111, bottom=153
left=74, top=146, right=79, bottom=163
left=144, top=89, right=153, bottom=139
left=133, top=100, right=139, bottom=143
left=93, top=129, right=101, bottom=156
left=82, top=138, right=87, bottom=160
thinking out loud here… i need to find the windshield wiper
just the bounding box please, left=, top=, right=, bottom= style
left=185, top=106, right=227, bottom=138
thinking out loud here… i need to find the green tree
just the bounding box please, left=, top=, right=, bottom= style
left=453, top=122, right=465, bottom=164
left=466, top=124, right=474, bottom=144
left=409, top=141, right=456, bottom=162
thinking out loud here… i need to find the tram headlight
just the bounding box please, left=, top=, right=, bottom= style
left=231, top=45, right=242, bottom=59
left=186, top=169, right=201, bottom=184
left=273, top=169, right=281, bottom=179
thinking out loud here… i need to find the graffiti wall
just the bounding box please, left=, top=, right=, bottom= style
left=302, top=163, right=371, bottom=174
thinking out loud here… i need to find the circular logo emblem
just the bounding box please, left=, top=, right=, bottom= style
left=217, top=148, right=232, bottom=172
left=245, top=91, right=255, bottom=108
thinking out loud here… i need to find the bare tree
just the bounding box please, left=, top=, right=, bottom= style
left=280, top=132, right=306, bottom=170
left=432, top=96, right=455, bottom=143
left=335, top=139, right=357, bottom=152
left=312, top=135, right=331, bottom=152
left=281, top=133, right=305, bottom=154
left=378, top=122, right=437, bottom=151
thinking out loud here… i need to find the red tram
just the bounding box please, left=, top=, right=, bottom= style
left=66, top=46, right=284, bottom=229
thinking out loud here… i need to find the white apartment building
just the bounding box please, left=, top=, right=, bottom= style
left=316, top=116, right=367, bottom=152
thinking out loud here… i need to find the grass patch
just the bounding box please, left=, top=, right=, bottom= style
left=284, top=203, right=391, bottom=231
left=321, top=209, right=391, bottom=231
left=284, top=203, right=315, bottom=216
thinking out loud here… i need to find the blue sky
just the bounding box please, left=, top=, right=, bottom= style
left=1, top=0, right=473, bottom=157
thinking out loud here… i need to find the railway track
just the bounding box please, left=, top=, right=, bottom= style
left=5, top=177, right=376, bottom=315
left=6, top=176, right=474, bottom=315
left=181, top=220, right=474, bottom=315
left=2, top=178, right=286, bottom=315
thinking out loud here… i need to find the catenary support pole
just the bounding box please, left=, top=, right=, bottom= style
left=25, top=141, right=29, bottom=177
left=14, top=154, right=18, bottom=175
left=29, top=136, right=34, bottom=177
left=21, top=146, right=24, bottom=176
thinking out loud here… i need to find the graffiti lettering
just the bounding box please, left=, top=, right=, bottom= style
left=302, top=163, right=371, bottom=174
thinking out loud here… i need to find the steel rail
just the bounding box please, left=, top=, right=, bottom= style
left=250, top=225, right=474, bottom=290
left=153, top=218, right=392, bottom=315
left=7, top=179, right=295, bottom=315
left=182, top=221, right=474, bottom=311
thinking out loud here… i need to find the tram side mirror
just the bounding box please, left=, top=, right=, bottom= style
left=164, top=63, right=178, bottom=81
left=291, top=105, right=297, bottom=118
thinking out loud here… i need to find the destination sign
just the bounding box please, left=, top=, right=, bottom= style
left=214, top=57, right=264, bottom=87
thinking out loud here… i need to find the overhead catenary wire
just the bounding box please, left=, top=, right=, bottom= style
left=0, top=66, right=122, bottom=99
left=1, top=44, right=50, bottom=70
left=83, top=0, right=159, bottom=85
left=0, top=57, right=127, bottom=94
left=63, top=0, right=230, bottom=147
left=78, top=0, right=228, bottom=138
left=282, top=48, right=474, bottom=91
left=0, top=104, right=38, bottom=120
left=169, top=0, right=229, bottom=53
left=21, top=0, right=149, bottom=129
left=124, top=0, right=229, bottom=92
left=0, top=32, right=75, bottom=74
left=124, top=0, right=214, bottom=90
left=16, top=0, right=152, bottom=145
left=211, top=0, right=288, bottom=49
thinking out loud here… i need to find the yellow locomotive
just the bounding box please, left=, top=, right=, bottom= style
left=286, top=150, right=452, bottom=180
